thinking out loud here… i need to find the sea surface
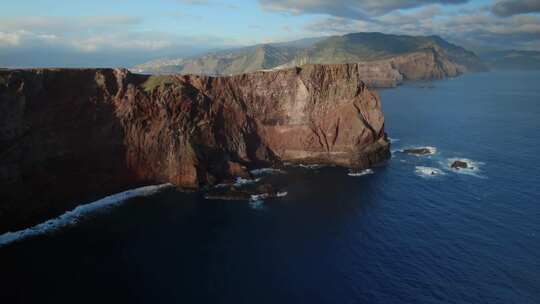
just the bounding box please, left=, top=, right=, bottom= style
left=1, top=71, right=539, bottom=304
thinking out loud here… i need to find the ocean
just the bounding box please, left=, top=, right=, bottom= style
left=1, top=71, right=539, bottom=304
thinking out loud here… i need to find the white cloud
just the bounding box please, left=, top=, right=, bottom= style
left=260, top=0, right=468, bottom=18
left=302, top=8, right=540, bottom=51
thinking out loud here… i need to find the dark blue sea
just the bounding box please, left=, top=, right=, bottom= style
left=1, top=71, right=539, bottom=304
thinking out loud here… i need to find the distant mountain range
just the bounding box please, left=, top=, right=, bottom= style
left=133, top=33, right=487, bottom=81
left=480, top=50, right=540, bottom=70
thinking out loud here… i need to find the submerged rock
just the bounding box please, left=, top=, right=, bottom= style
left=451, top=160, right=470, bottom=170
left=403, top=148, right=434, bottom=155
left=205, top=183, right=285, bottom=201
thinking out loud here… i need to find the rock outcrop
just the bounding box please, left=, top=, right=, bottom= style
left=0, top=64, right=390, bottom=233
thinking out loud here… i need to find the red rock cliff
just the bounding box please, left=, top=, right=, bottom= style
left=0, top=64, right=390, bottom=232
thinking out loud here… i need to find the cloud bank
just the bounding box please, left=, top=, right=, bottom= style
left=1, top=0, right=540, bottom=67
left=0, top=16, right=236, bottom=67
left=492, top=0, right=540, bottom=17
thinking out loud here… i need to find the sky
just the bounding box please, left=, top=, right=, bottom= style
left=1, top=0, right=539, bottom=67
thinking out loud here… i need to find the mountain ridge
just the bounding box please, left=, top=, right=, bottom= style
left=132, top=32, right=487, bottom=87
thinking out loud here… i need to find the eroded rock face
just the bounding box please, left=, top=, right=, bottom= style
left=354, top=47, right=462, bottom=88
left=0, top=64, right=390, bottom=232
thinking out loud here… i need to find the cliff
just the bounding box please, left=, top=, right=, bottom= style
left=309, top=47, right=461, bottom=88
left=0, top=64, right=390, bottom=233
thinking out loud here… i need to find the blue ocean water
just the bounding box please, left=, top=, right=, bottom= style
left=1, top=71, right=539, bottom=304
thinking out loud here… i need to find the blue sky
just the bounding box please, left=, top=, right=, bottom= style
left=1, top=0, right=539, bottom=67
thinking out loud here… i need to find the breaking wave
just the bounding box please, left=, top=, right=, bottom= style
left=248, top=191, right=288, bottom=209
left=250, top=168, right=285, bottom=176
left=298, top=164, right=325, bottom=169
left=348, top=169, right=374, bottom=177
left=0, top=184, right=173, bottom=248
left=276, top=191, right=288, bottom=197
left=415, top=166, right=445, bottom=178
left=234, top=177, right=261, bottom=186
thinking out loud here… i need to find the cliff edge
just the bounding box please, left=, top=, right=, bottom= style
left=0, top=64, right=390, bottom=232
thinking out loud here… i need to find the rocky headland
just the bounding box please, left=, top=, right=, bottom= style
left=0, top=64, right=390, bottom=233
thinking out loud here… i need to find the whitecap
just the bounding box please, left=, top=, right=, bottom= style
left=0, top=183, right=173, bottom=248
left=389, top=137, right=400, bottom=143
left=425, top=146, right=437, bottom=155
left=233, top=177, right=261, bottom=187
left=250, top=168, right=285, bottom=176
left=276, top=191, right=288, bottom=197
left=250, top=193, right=270, bottom=201
left=298, top=164, right=324, bottom=169
left=248, top=193, right=269, bottom=210
left=415, top=166, right=445, bottom=178
left=348, top=169, right=374, bottom=177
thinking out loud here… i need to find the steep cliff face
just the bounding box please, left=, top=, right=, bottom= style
left=283, top=47, right=462, bottom=88
left=0, top=65, right=390, bottom=232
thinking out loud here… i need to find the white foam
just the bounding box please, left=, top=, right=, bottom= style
left=276, top=191, right=288, bottom=197
left=250, top=168, right=285, bottom=176
left=250, top=193, right=270, bottom=201
left=348, top=169, right=374, bottom=177
left=298, top=164, right=324, bottom=169
left=389, top=137, right=400, bottom=143
left=0, top=184, right=173, bottom=248
left=445, top=158, right=486, bottom=178
left=415, top=166, right=445, bottom=178
left=425, top=146, right=437, bottom=155
left=234, top=177, right=261, bottom=187
left=248, top=191, right=287, bottom=209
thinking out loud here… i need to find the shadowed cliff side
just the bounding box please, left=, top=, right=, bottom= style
left=0, top=65, right=390, bottom=233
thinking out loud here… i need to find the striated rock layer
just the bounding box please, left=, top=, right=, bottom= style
left=0, top=64, right=390, bottom=233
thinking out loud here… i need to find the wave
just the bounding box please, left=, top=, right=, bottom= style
left=248, top=191, right=288, bottom=209
left=234, top=177, right=261, bottom=186
left=0, top=184, right=173, bottom=248
left=298, top=164, right=325, bottom=169
left=250, top=168, right=285, bottom=176
left=348, top=169, right=374, bottom=177
left=415, top=166, right=445, bottom=178
left=250, top=193, right=270, bottom=201
left=388, top=137, right=400, bottom=143
left=276, top=191, right=288, bottom=197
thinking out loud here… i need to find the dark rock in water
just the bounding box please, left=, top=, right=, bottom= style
left=403, top=148, right=433, bottom=155
left=0, top=65, right=388, bottom=233
left=205, top=183, right=285, bottom=201
left=451, top=160, right=469, bottom=170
